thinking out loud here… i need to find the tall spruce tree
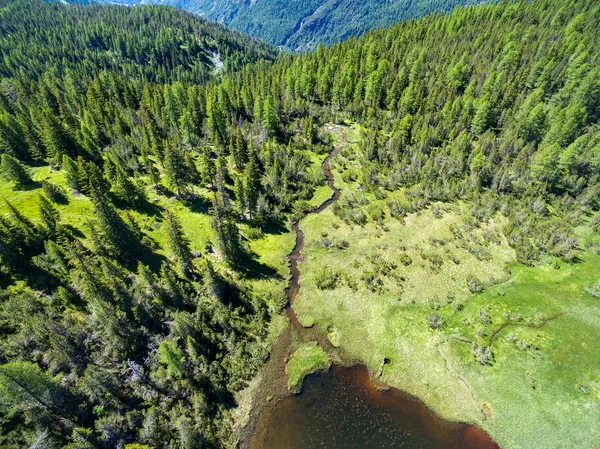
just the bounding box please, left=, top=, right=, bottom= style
left=164, top=211, right=194, bottom=275
left=1, top=153, right=31, bottom=189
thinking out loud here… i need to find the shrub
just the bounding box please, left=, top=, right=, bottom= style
left=472, top=343, right=494, bottom=365
left=388, top=198, right=406, bottom=219
left=478, top=306, right=491, bottom=324
left=291, top=200, right=313, bottom=221
left=467, top=275, right=483, bottom=293
left=362, top=271, right=385, bottom=293
left=584, top=280, right=600, bottom=298
left=399, top=253, right=413, bottom=266
left=334, top=238, right=350, bottom=250
left=426, top=314, right=444, bottom=329
left=245, top=226, right=264, bottom=240
left=315, top=268, right=343, bottom=290
left=374, top=188, right=387, bottom=200
left=367, top=203, right=386, bottom=224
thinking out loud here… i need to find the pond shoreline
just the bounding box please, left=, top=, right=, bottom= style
left=237, top=128, right=499, bottom=449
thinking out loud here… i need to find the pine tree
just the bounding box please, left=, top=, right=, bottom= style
left=164, top=211, right=194, bottom=275
left=1, top=154, right=31, bottom=189
left=243, top=152, right=261, bottom=219
left=211, top=181, right=244, bottom=266
left=0, top=362, right=62, bottom=418
left=206, top=89, right=227, bottom=146
left=199, top=146, right=216, bottom=187
left=262, top=95, right=279, bottom=136
left=163, top=142, right=196, bottom=196
left=39, top=194, right=60, bottom=237
left=111, top=161, right=144, bottom=206
left=89, top=186, right=139, bottom=259
left=62, top=154, right=80, bottom=191
left=233, top=174, right=246, bottom=215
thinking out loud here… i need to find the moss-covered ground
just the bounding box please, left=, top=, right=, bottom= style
left=285, top=341, right=330, bottom=390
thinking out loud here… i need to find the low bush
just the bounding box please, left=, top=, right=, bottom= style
left=315, top=268, right=343, bottom=290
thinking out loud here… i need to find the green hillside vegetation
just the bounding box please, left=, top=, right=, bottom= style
left=64, top=0, right=493, bottom=51
left=0, top=0, right=599, bottom=448
left=161, top=0, right=492, bottom=51
left=0, top=0, right=276, bottom=83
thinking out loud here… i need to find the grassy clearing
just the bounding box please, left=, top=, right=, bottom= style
left=1, top=162, right=299, bottom=309
left=291, top=125, right=600, bottom=449
left=285, top=341, right=330, bottom=390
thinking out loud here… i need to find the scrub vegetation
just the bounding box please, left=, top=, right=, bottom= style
left=293, top=125, right=600, bottom=449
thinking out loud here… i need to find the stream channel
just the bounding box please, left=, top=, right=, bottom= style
left=248, top=142, right=499, bottom=449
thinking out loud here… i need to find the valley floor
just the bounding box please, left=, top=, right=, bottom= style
left=239, top=124, right=600, bottom=449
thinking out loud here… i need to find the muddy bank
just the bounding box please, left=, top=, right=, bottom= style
left=235, top=143, right=342, bottom=448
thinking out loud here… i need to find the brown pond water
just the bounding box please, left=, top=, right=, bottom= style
left=244, top=130, right=499, bottom=449
left=251, top=365, right=499, bottom=449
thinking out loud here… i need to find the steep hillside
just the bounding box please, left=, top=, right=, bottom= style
left=0, top=0, right=277, bottom=83
left=63, top=0, right=490, bottom=50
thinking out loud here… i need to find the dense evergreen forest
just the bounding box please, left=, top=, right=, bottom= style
left=151, top=0, right=492, bottom=50
left=0, top=0, right=599, bottom=447
left=62, top=0, right=492, bottom=51
left=0, top=0, right=276, bottom=83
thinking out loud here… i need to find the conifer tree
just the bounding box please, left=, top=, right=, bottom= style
left=233, top=174, right=246, bottom=215
left=62, top=154, right=80, bottom=191
left=206, top=89, right=227, bottom=146
left=164, top=211, right=193, bottom=275
left=0, top=153, right=31, bottom=189
left=111, top=161, right=144, bottom=206
left=262, top=95, right=279, bottom=136
left=0, top=153, right=32, bottom=189
left=163, top=142, right=195, bottom=196
left=211, top=179, right=244, bottom=266
left=199, top=146, right=216, bottom=187
left=244, top=152, right=261, bottom=219
left=89, top=184, right=139, bottom=259
left=39, top=194, right=60, bottom=237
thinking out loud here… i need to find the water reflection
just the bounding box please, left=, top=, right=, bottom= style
left=251, top=365, right=498, bottom=449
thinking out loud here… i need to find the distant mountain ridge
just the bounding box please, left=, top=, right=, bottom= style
left=63, top=0, right=492, bottom=51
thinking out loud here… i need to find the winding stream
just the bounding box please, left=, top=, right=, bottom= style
left=284, top=144, right=341, bottom=330
left=247, top=140, right=499, bottom=449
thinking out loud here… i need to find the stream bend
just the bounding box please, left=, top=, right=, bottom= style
left=284, top=145, right=341, bottom=328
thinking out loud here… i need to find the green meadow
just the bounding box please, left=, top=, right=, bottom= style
left=288, top=125, right=600, bottom=449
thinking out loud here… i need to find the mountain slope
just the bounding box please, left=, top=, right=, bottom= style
left=0, top=0, right=277, bottom=83
left=65, top=0, right=493, bottom=50
left=198, top=0, right=494, bottom=50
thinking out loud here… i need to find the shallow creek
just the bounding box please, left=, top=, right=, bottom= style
left=247, top=140, right=499, bottom=449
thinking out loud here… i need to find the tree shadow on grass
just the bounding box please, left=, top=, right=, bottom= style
left=15, top=180, right=42, bottom=192
left=186, top=195, right=211, bottom=214
left=237, top=251, right=282, bottom=281
left=261, top=219, right=288, bottom=236
left=62, top=224, right=86, bottom=239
